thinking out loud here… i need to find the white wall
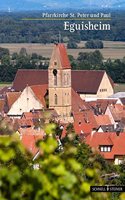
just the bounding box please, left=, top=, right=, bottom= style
left=7, top=86, right=44, bottom=117
left=97, top=72, right=114, bottom=98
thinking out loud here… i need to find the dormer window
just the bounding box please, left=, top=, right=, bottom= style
left=100, top=146, right=112, bottom=152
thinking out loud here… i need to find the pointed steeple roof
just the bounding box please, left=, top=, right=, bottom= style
left=49, top=43, right=71, bottom=69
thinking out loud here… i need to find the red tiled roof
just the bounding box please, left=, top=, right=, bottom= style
left=19, top=128, right=44, bottom=155
left=22, top=111, right=42, bottom=119
left=71, top=89, right=88, bottom=113
left=95, top=115, right=112, bottom=127
left=13, top=70, right=48, bottom=92
left=61, top=121, right=93, bottom=138
left=74, top=122, right=92, bottom=135
left=30, top=84, right=48, bottom=107
left=85, top=133, right=114, bottom=148
left=71, top=90, right=99, bottom=133
left=71, top=70, right=105, bottom=94
left=22, top=109, right=58, bottom=120
left=73, top=110, right=98, bottom=130
left=87, top=99, right=117, bottom=114
left=13, top=70, right=111, bottom=94
left=17, top=119, right=34, bottom=127
left=6, top=92, right=21, bottom=109
left=54, top=43, right=71, bottom=69
left=108, top=104, right=125, bottom=121
left=85, top=132, right=125, bottom=160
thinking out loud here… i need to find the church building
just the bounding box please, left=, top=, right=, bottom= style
left=11, top=43, right=114, bottom=121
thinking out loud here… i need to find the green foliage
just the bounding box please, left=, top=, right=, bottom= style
left=1, top=47, right=125, bottom=83
left=0, top=47, right=9, bottom=59
left=85, top=40, right=104, bottom=49
left=1, top=55, right=10, bottom=66
left=19, top=48, right=27, bottom=56
left=0, top=123, right=112, bottom=200
left=0, top=48, right=49, bottom=82
left=70, top=51, right=125, bottom=83
left=67, top=41, right=78, bottom=49
left=76, top=50, right=103, bottom=70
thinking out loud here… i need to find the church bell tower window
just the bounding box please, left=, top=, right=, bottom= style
left=55, top=94, right=58, bottom=105
left=53, top=69, right=57, bottom=86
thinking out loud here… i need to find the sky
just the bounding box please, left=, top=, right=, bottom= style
left=0, top=0, right=125, bottom=11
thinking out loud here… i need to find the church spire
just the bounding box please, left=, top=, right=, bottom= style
left=49, top=43, right=71, bottom=69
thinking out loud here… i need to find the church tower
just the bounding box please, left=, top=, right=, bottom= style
left=48, top=43, right=72, bottom=121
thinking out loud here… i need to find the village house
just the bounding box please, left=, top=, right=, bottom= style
left=85, top=132, right=125, bottom=165
left=2, top=43, right=125, bottom=165
left=6, top=84, right=48, bottom=118
left=18, top=127, right=45, bottom=156
left=105, top=104, right=125, bottom=126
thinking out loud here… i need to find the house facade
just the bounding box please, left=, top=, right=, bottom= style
left=85, top=132, right=125, bottom=165
left=7, top=85, right=47, bottom=117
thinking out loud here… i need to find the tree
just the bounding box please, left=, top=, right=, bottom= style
left=67, top=41, right=78, bottom=49
left=0, top=47, right=9, bottom=59
left=1, top=55, right=10, bottom=66
left=19, top=48, right=27, bottom=56
left=85, top=40, right=104, bottom=49
left=77, top=51, right=103, bottom=70
left=0, top=122, right=111, bottom=200
left=12, top=52, right=18, bottom=60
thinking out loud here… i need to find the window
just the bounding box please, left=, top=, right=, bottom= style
left=53, top=69, right=57, bottom=86
left=100, top=89, right=107, bottom=92
left=118, top=159, right=123, bottom=164
left=54, top=61, right=57, bottom=66
left=64, top=73, right=70, bottom=85
left=54, top=75, right=57, bottom=86
left=64, top=73, right=67, bottom=85
left=100, top=146, right=103, bottom=152
left=67, top=73, right=69, bottom=85
left=107, top=147, right=111, bottom=152
left=100, top=146, right=111, bottom=152
left=55, top=94, right=58, bottom=105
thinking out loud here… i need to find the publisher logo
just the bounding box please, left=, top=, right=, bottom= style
left=91, top=186, right=125, bottom=192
